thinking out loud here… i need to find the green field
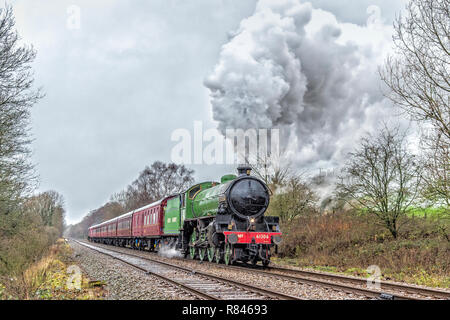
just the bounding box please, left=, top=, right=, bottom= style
left=408, top=207, right=449, bottom=218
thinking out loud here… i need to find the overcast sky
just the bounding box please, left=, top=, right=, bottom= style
left=10, top=0, right=408, bottom=224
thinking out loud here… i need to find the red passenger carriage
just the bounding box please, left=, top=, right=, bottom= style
left=132, top=200, right=163, bottom=238
left=88, top=197, right=171, bottom=249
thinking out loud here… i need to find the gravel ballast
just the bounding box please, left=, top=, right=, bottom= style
left=74, top=241, right=370, bottom=300
left=70, top=240, right=196, bottom=300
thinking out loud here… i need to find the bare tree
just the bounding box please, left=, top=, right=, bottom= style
left=420, top=129, right=449, bottom=206
left=380, top=0, right=449, bottom=141
left=268, top=174, right=318, bottom=223
left=113, top=161, right=195, bottom=210
left=0, top=5, right=42, bottom=213
left=336, top=126, right=422, bottom=238
left=23, top=191, right=66, bottom=236
left=249, top=153, right=292, bottom=194
left=68, top=162, right=195, bottom=238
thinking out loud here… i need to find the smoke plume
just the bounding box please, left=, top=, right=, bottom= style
left=204, top=0, right=395, bottom=168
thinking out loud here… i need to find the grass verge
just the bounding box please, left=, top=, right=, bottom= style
left=276, top=211, right=450, bottom=288
left=0, top=238, right=107, bottom=300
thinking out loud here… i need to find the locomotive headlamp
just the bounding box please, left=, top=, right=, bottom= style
left=250, top=218, right=255, bottom=224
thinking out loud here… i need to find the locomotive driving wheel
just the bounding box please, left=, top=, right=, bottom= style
left=198, top=230, right=207, bottom=261
left=207, top=245, right=215, bottom=262
left=189, top=230, right=198, bottom=260
left=224, top=243, right=234, bottom=265
left=215, top=246, right=223, bottom=264
left=198, top=247, right=206, bottom=261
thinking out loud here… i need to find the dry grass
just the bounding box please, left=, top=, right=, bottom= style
left=0, top=239, right=106, bottom=300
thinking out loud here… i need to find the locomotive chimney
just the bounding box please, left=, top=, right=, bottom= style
left=237, top=165, right=252, bottom=176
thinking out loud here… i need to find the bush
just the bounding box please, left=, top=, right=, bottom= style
left=0, top=211, right=50, bottom=277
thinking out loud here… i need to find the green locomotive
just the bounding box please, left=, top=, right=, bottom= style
left=163, top=166, right=282, bottom=266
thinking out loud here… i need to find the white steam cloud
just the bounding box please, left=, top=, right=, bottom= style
left=204, top=0, right=396, bottom=169
left=157, top=244, right=182, bottom=259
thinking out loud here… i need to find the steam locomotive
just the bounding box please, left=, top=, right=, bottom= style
left=88, top=166, right=282, bottom=266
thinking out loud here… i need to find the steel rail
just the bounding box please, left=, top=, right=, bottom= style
left=140, top=249, right=420, bottom=300
left=221, top=264, right=415, bottom=300
left=265, top=266, right=450, bottom=300
left=74, top=240, right=217, bottom=300
left=74, top=240, right=302, bottom=300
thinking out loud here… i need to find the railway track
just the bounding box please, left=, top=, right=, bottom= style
left=215, top=263, right=447, bottom=300
left=173, top=260, right=420, bottom=300
left=141, top=245, right=447, bottom=300
left=181, top=257, right=448, bottom=300
left=75, top=240, right=449, bottom=300
left=262, top=265, right=450, bottom=300
left=73, top=240, right=301, bottom=300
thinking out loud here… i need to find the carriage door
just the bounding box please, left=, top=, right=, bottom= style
left=139, top=212, right=144, bottom=236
